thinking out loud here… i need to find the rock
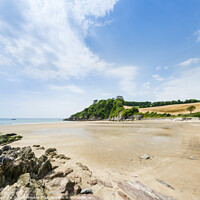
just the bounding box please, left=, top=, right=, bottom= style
left=0, top=173, right=47, bottom=200
left=118, top=180, right=176, bottom=200
left=55, top=154, right=70, bottom=160
left=0, top=134, right=22, bottom=145
left=140, top=154, right=150, bottom=159
left=64, top=168, right=73, bottom=176
left=71, top=194, right=101, bottom=200
left=74, top=184, right=82, bottom=195
left=2, top=145, right=11, bottom=151
left=33, top=144, right=40, bottom=147
left=87, top=179, right=98, bottom=186
left=47, top=171, right=65, bottom=180
left=61, top=178, right=75, bottom=194
left=0, top=149, right=2, bottom=156
left=156, top=179, right=175, bottom=190
left=38, top=159, right=52, bottom=179
left=47, top=177, right=75, bottom=196
left=87, top=179, right=112, bottom=188
left=76, top=162, right=90, bottom=171
left=80, top=188, right=93, bottom=194
left=36, top=146, right=45, bottom=150
left=38, top=155, right=48, bottom=164
left=189, top=156, right=194, bottom=160
left=45, top=148, right=57, bottom=155
left=118, top=191, right=131, bottom=200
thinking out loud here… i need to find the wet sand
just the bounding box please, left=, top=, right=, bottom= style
left=0, top=120, right=200, bottom=199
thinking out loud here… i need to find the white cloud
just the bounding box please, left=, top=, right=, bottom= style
left=156, top=66, right=168, bottom=71
left=107, top=66, right=138, bottom=94
left=49, top=84, right=85, bottom=94
left=155, top=66, right=200, bottom=100
left=152, top=74, right=164, bottom=81
left=177, top=58, right=199, bottom=67
left=194, top=29, right=200, bottom=42
left=0, top=0, right=118, bottom=80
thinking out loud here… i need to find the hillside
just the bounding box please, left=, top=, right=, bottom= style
left=138, top=102, right=200, bottom=115
left=65, top=98, right=139, bottom=121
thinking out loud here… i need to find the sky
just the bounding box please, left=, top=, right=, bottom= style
left=0, top=0, right=200, bottom=118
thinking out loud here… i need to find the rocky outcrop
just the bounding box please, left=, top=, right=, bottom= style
left=0, top=173, right=47, bottom=200
left=0, top=133, right=22, bottom=145
left=118, top=180, right=176, bottom=200
left=0, top=146, right=52, bottom=188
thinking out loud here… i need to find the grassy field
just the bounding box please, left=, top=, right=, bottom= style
left=138, top=102, right=200, bottom=115
left=124, top=102, right=200, bottom=115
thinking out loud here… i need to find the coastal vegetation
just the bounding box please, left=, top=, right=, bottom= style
left=67, top=97, right=139, bottom=120
left=66, top=97, right=200, bottom=121
left=186, top=105, right=196, bottom=114
left=124, top=99, right=200, bottom=108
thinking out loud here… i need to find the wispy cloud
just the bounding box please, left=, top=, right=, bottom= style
left=49, top=84, right=85, bottom=94
left=152, top=74, right=164, bottom=81
left=177, top=58, right=199, bottom=67
left=0, top=0, right=119, bottom=80
left=155, top=66, right=200, bottom=100
left=107, top=66, right=138, bottom=95
left=194, top=29, right=200, bottom=42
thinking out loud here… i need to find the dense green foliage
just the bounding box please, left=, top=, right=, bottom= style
left=178, top=112, right=200, bottom=118
left=68, top=97, right=200, bottom=121
left=124, top=99, right=200, bottom=108
left=69, top=98, right=138, bottom=120
left=142, top=112, right=172, bottom=118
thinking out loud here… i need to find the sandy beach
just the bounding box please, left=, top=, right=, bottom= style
left=1, top=120, right=200, bottom=200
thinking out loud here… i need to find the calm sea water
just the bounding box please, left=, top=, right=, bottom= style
left=0, top=118, right=63, bottom=125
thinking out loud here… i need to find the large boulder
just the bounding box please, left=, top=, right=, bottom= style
left=0, top=146, right=52, bottom=187
left=0, top=173, right=47, bottom=200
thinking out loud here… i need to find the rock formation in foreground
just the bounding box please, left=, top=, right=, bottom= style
left=0, top=145, right=176, bottom=200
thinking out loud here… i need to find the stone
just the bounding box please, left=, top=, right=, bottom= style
left=33, top=144, right=40, bottom=147
left=118, top=191, right=131, bottom=200
left=48, top=171, right=65, bottom=180
left=156, top=179, right=175, bottom=190
left=64, top=168, right=73, bottom=176
left=45, top=148, right=57, bottom=155
left=0, top=173, right=47, bottom=200
left=0, top=149, right=2, bottom=155
left=74, top=184, right=82, bottom=195
left=38, top=155, right=48, bottom=164
left=140, top=154, right=150, bottom=159
left=189, top=156, right=194, bottom=160
left=2, top=145, right=11, bottom=151
left=60, top=178, right=75, bottom=194
left=87, top=179, right=98, bottom=186
left=38, top=159, right=52, bottom=179
left=80, top=188, right=93, bottom=194
left=36, top=146, right=45, bottom=150
left=118, top=180, right=176, bottom=200
left=87, top=179, right=112, bottom=188
left=76, top=162, right=90, bottom=171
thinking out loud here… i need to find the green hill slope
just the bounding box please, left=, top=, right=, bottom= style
left=65, top=98, right=138, bottom=121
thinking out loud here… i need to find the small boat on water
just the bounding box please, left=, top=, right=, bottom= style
left=11, top=119, right=16, bottom=120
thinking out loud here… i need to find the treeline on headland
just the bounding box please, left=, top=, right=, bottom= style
left=124, top=99, right=200, bottom=108
left=66, top=98, right=133, bottom=121
left=64, top=96, right=200, bottom=121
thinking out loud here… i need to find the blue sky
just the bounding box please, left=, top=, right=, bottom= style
left=0, top=0, right=200, bottom=117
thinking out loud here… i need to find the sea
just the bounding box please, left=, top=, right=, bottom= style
left=0, top=118, right=63, bottom=125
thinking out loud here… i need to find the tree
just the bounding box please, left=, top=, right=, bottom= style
left=93, top=100, right=98, bottom=104
left=116, top=96, right=124, bottom=100
left=186, top=105, right=196, bottom=114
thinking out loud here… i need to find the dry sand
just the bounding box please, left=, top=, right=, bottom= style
left=0, top=120, right=200, bottom=200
